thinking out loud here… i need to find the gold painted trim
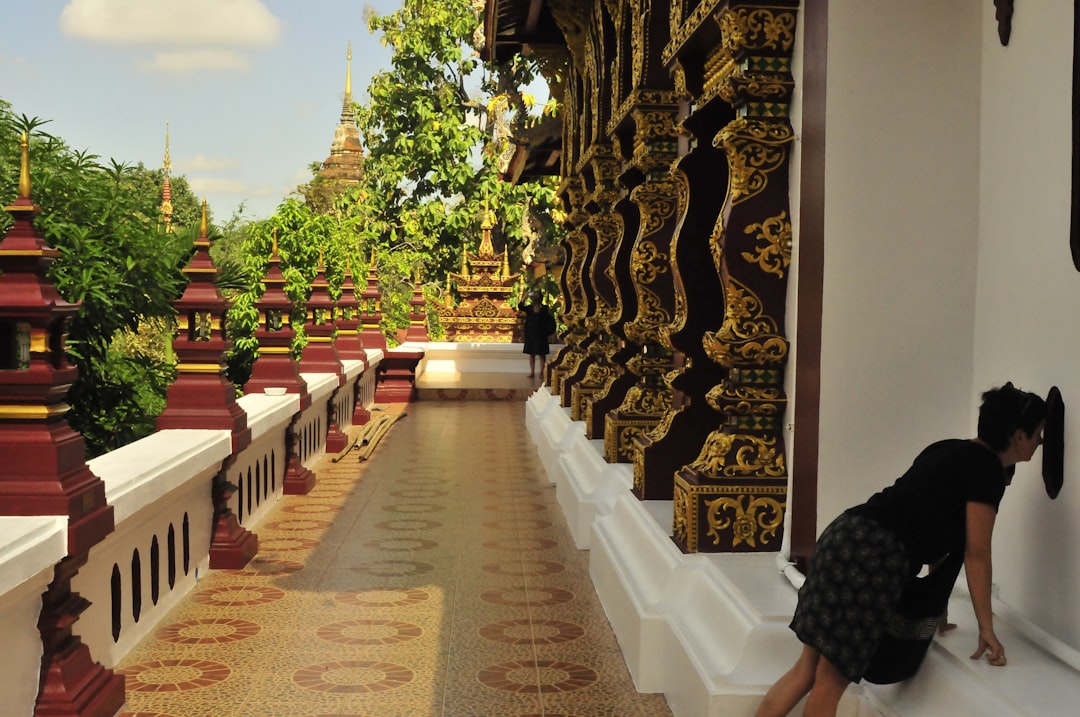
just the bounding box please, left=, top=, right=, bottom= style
left=0, top=403, right=70, bottom=419
left=176, top=363, right=224, bottom=373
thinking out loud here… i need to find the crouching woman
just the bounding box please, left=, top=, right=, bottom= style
left=755, top=384, right=1046, bottom=717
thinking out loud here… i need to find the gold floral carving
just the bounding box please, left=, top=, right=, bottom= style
left=625, top=287, right=669, bottom=343
left=583, top=362, right=614, bottom=385
left=617, top=384, right=672, bottom=417
left=705, top=493, right=785, bottom=548
left=703, top=279, right=788, bottom=368
left=688, top=430, right=786, bottom=478
left=673, top=481, right=690, bottom=544
left=664, top=0, right=725, bottom=66
left=634, top=184, right=680, bottom=240
left=720, top=6, right=798, bottom=56
left=618, top=425, right=645, bottom=461
left=740, top=210, right=791, bottom=278
left=630, top=0, right=645, bottom=91
left=714, top=118, right=793, bottom=206
left=630, top=240, right=669, bottom=284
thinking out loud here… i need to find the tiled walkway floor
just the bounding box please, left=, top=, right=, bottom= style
left=116, top=400, right=672, bottom=717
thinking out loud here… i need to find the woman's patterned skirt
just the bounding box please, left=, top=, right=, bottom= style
left=790, top=512, right=910, bottom=683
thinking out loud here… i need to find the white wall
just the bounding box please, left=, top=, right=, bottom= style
left=815, top=0, right=983, bottom=526
left=973, top=0, right=1080, bottom=653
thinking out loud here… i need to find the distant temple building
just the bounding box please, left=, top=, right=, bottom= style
left=436, top=209, right=522, bottom=342
left=317, top=43, right=364, bottom=189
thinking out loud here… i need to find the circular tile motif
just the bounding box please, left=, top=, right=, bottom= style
left=482, top=537, right=558, bottom=552
left=398, top=476, right=448, bottom=486
left=293, top=660, right=413, bottom=694
left=259, top=536, right=320, bottom=552
left=382, top=503, right=446, bottom=514
left=362, top=537, right=439, bottom=552
left=477, top=659, right=596, bottom=694
left=307, top=488, right=351, bottom=500
left=156, top=618, right=260, bottom=644
left=478, top=619, right=584, bottom=645
left=120, top=659, right=231, bottom=693
left=222, top=557, right=303, bottom=577
left=482, top=518, right=552, bottom=531
left=281, top=503, right=343, bottom=514
left=389, top=488, right=448, bottom=499
left=480, top=586, right=574, bottom=608
left=264, top=518, right=333, bottom=532
left=192, top=585, right=285, bottom=607
left=483, top=503, right=547, bottom=514
left=350, top=559, right=435, bottom=577
left=373, top=518, right=443, bottom=532
left=484, top=487, right=542, bottom=498
left=481, top=560, right=565, bottom=577
left=335, top=588, right=430, bottom=608
left=316, top=619, right=423, bottom=645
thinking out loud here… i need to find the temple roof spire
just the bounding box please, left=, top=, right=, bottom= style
left=316, top=41, right=364, bottom=195
left=162, top=123, right=174, bottom=233
left=342, top=43, right=353, bottom=121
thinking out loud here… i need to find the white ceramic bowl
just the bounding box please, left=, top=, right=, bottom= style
left=263, top=387, right=287, bottom=396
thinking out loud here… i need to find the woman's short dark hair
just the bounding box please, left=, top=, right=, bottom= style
left=977, top=384, right=1047, bottom=452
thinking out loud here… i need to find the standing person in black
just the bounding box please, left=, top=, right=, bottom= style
left=518, top=291, right=555, bottom=378
left=755, top=384, right=1047, bottom=717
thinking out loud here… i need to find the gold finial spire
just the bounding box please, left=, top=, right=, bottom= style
left=18, top=131, right=30, bottom=199
left=318, top=248, right=325, bottom=270
left=369, top=247, right=377, bottom=268
left=200, top=198, right=208, bottom=236
left=271, top=228, right=279, bottom=258
left=163, top=122, right=172, bottom=172
left=345, top=43, right=352, bottom=98
left=162, top=123, right=174, bottom=232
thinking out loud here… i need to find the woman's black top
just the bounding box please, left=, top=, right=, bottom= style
left=847, top=439, right=1007, bottom=567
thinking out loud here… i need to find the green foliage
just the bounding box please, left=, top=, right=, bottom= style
left=0, top=100, right=194, bottom=455
left=349, top=0, right=563, bottom=307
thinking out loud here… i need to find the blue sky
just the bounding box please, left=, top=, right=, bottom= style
left=0, top=0, right=407, bottom=221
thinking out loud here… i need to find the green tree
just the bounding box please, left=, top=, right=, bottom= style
left=0, top=100, right=194, bottom=455
left=347, top=0, right=562, bottom=339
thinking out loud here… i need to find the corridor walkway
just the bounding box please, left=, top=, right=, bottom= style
left=115, top=400, right=672, bottom=717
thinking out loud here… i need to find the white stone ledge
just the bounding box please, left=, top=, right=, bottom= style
left=862, top=588, right=1080, bottom=716
left=556, top=433, right=632, bottom=548
left=342, top=358, right=365, bottom=381
left=87, top=429, right=232, bottom=524
left=0, top=516, right=67, bottom=597
left=300, top=372, right=340, bottom=402
left=237, top=392, right=300, bottom=441
left=365, top=349, right=385, bottom=367
left=0, top=516, right=63, bottom=717
left=525, top=386, right=558, bottom=446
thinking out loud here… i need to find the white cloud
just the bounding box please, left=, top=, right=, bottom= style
left=177, top=154, right=239, bottom=172
left=59, top=0, right=282, bottom=47
left=188, top=177, right=249, bottom=194
left=137, top=49, right=250, bottom=75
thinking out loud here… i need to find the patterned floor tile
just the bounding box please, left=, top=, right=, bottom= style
left=114, top=400, right=671, bottom=717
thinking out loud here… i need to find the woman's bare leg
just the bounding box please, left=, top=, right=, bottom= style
left=528, top=355, right=535, bottom=377
left=803, top=654, right=850, bottom=717
left=755, top=645, right=820, bottom=717
left=538, top=355, right=546, bottom=377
